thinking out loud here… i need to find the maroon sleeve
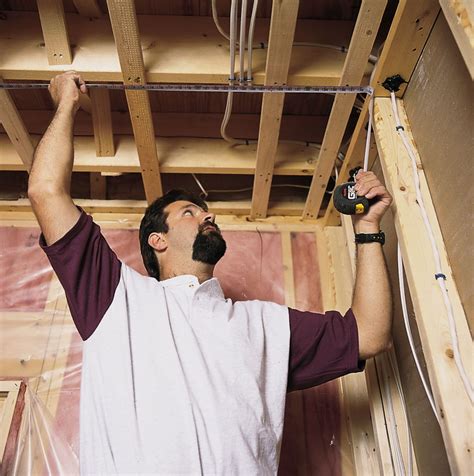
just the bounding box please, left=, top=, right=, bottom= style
left=287, top=308, right=365, bottom=392
left=39, top=210, right=122, bottom=341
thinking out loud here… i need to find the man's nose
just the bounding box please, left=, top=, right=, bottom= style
left=202, top=212, right=215, bottom=224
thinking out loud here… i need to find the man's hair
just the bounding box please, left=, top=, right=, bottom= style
left=139, top=189, right=208, bottom=281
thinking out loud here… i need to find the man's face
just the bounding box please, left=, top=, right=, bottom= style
left=163, top=200, right=227, bottom=265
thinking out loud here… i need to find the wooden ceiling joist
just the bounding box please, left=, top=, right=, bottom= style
left=36, top=0, right=73, bottom=65
left=373, top=0, right=440, bottom=96
left=302, top=0, right=387, bottom=220
left=0, top=197, right=307, bottom=218
left=90, top=88, right=115, bottom=157
left=0, top=134, right=316, bottom=176
left=0, top=111, right=329, bottom=144
left=106, top=0, right=162, bottom=202
left=324, top=0, right=440, bottom=226
left=0, top=89, right=34, bottom=172
left=373, top=97, right=472, bottom=475
left=0, top=13, right=358, bottom=85
left=72, top=0, right=102, bottom=18
left=250, top=0, right=300, bottom=219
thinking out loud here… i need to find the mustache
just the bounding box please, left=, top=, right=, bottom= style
left=198, top=222, right=221, bottom=234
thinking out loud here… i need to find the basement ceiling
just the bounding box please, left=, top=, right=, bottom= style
left=0, top=0, right=397, bottom=218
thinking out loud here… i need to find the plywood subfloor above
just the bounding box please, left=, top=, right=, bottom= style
left=0, top=134, right=317, bottom=175
left=0, top=13, right=366, bottom=85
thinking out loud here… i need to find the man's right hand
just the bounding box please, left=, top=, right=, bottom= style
left=48, top=71, right=87, bottom=113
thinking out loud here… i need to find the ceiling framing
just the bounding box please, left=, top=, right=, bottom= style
left=0, top=0, right=432, bottom=220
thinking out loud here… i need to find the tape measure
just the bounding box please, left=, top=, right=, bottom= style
left=333, top=167, right=374, bottom=215
left=0, top=81, right=373, bottom=95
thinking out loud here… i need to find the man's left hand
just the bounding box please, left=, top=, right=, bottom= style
left=352, top=171, right=392, bottom=233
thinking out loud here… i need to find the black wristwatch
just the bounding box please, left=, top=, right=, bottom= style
left=354, top=231, right=385, bottom=245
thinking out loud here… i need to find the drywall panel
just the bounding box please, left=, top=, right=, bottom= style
left=404, top=13, right=474, bottom=332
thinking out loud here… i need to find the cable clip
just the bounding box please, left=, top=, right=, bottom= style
left=435, top=273, right=447, bottom=280
left=396, top=125, right=405, bottom=131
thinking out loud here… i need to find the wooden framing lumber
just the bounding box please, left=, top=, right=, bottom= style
left=0, top=13, right=356, bottom=85
left=439, top=0, right=474, bottom=78
left=0, top=110, right=330, bottom=144
left=0, top=381, right=26, bottom=475
left=0, top=134, right=316, bottom=176
left=106, top=0, right=162, bottom=202
left=373, top=0, right=440, bottom=97
left=339, top=213, right=419, bottom=475
left=72, top=0, right=102, bottom=18
left=281, top=232, right=296, bottom=309
left=90, top=88, right=114, bottom=157
left=0, top=197, right=307, bottom=217
left=0, top=90, right=34, bottom=172
left=302, top=0, right=387, bottom=220
left=89, top=88, right=114, bottom=199
left=324, top=226, right=381, bottom=475
left=250, top=0, right=299, bottom=219
left=36, top=0, right=73, bottom=65
left=0, top=381, right=22, bottom=466
left=324, top=0, right=440, bottom=226
left=373, top=97, right=473, bottom=474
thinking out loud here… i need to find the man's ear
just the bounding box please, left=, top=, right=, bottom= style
left=148, top=232, right=167, bottom=252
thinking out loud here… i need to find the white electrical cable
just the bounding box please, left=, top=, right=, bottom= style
left=397, top=243, right=440, bottom=422
left=239, top=0, right=248, bottom=82
left=229, top=0, right=238, bottom=82
left=363, top=96, right=373, bottom=171
left=246, top=0, right=259, bottom=82
left=390, top=91, right=474, bottom=404
left=382, top=360, right=406, bottom=476
left=211, top=0, right=230, bottom=41
left=192, top=174, right=208, bottom=198
left=221, top=0, right=246, bottom=145
left=388, top=350, right=414, bottom=476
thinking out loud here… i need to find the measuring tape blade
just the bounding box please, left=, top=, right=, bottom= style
left=0, top=82, right=373, bottom=95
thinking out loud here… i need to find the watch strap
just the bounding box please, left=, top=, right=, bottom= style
left=354, top=231, right=385, bottom=245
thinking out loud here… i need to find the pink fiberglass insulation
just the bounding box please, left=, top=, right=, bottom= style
left=0, top=225, right=348, bottom=475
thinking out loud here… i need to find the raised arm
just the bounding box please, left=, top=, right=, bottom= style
left=351, top=171, right=393, bottom=360
left=28, top=72, right=87, bottom=245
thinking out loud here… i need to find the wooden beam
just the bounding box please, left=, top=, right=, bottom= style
left=0, top=110, right=330, bottom=144
left=250, top=0, right=299, bottom=218
left=0, top=134, right=316, bottom=176
left=373, top=97, right=472, bottom=474
left=0, top=13, right=356, bottom=85
left=0, top=88, right=34, bottom=172
left=36, top=0, right=73, bottom=65
left=324, top=0, right=440, bottom=225
left=439, top=0, right=474, bottom=79
left=0, top=210, right=320, bottom=231
left=324, top=226, right=381, bottom=475
left=90, top=88, right=114, bottom=157
left=106, top=0, right=162, bottom=202
left=89, top=88, right=113, bottom=200
left=0, top=197, right=307, bottom=217
left=303, top=0, right=387, bottom=220
left=281, top=232, right=296, bottom=308
left=0, top=381, right=25, bottom=475
left=90, top=173, right=107, bottom=199
left=72, top=0, right=102, bottom=18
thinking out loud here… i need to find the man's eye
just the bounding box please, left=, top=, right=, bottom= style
left=183, top=210, right=193, bottom=216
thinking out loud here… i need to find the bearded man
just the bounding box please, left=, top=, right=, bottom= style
left=28, top=72, right=393, bottom=475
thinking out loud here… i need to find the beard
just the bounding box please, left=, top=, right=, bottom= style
left=192, top=223, right=227, bottom=265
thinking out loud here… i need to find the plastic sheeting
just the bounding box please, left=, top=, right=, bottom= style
left=0, top=224, right=352, bottom=475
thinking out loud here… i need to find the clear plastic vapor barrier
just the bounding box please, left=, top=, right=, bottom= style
left=0, top=223, right=352, bottom=475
